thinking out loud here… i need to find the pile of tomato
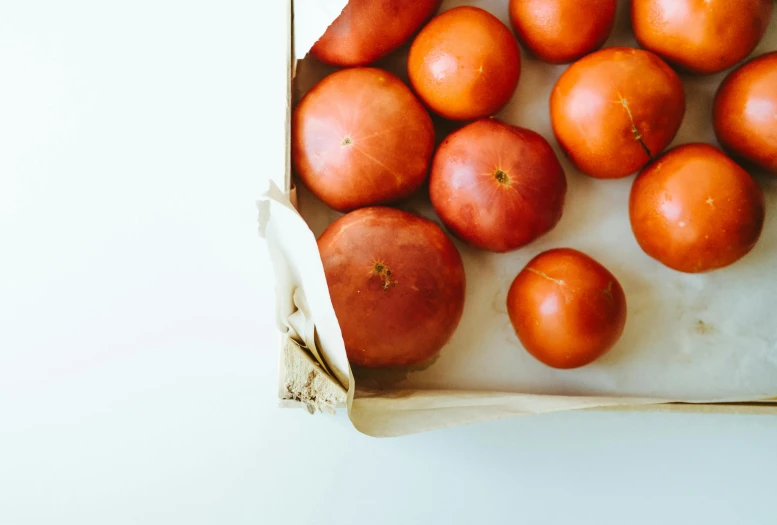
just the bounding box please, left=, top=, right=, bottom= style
left=292, top=0, right=776, bottom=371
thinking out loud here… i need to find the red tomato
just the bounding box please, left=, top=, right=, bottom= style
left=550, top=47, right=685, bottom=179
left=714, top=52, right=777, bottom=174
left=509, top=0, right=616, bottom=64
left=318, top=207, right=466, bottom=368
left=407, top=6, right=521, bottom=121
left=507, top=248, right=627, bottom=369
left=632, top=0, right=773, bottom=75
left=310, top=0, right=441, bottom=67
left=292, top=68, right=435, bottom=212
left=429, top=119, right=567, bottom=252
left=629, top=143, right=765, bottom=273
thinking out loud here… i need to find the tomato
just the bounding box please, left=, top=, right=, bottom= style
left=429, top=118, right=567, bottom=252
left=629, top=143, right=765, bottom=273
left=407, top=6, right=521, bottom=121
left=310, top=0, right=441, bottom=67
left=506, top=248, right=627, bottom=369
left=631, top=0, right=773, bottom=75
left=318, top=207, right=466, bottom=368
left=509, top=0, right=616, bottom=64
left=550, top=47, right=685, bottom=179
left=714, top=52, right=777, bottom=174
left=292, top=68, right=435, bottom=212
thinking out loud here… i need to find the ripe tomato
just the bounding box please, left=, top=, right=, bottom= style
left=629, top=143, right=765, bottom=273
left=506, top=248, right=627, bottom=369
left=429, top=119, right=567, bottom=252
left=407, top=6, right=521, bottom=121
left=318, top=207, right=466, bottom=368
left=714, top=52, right=777, bottom=174
left=631, top=0, right=773, bottom=75
left=550, top=47, right=685, bottom=179
left=310, top=0, right=441, bottom=67
left=509, top=0, right=616, bottom=64
left=292, top=68, right=435, bottom=212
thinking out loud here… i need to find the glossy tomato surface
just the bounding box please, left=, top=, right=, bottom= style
left=550, top=47, right=685, bottom=179
left=292, top=68, right=435, bottom=212
left=509, top=0, right=616, bottom=64
left=318, top=207, right=466, bottom=368
left=714, top=51, right=777, bottom=174
left=506, top=248, right=627, bottom=369
left=632, top=0, right=773, bottom=75
left=310, top=0, right=441, bottom=67
left=429, top=118, right=567, bottom=252
left=408, top=6, right=521, bottom=121
left=629, top=143, right=765, bottom=273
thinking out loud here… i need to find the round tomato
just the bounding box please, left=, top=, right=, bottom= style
left=509, top=0, right=616, bottom=64
left=310, top=0, right=441, bottom=67
left=318, top=207, right=466, bottom=368
left=629, top=143, right=765, bottom=273
left=550, top=47, right=685, bottom=179
left=429, top=118, right=567, bottom=252
left=506, top=248, right=627, bottom=369
left=631, top=0, right=773, bottom=75
left=714, top=52, right=777, bottom=174
left=408, top=6, right=521, bottom=121
left=292, top=68, right=435, bottom=212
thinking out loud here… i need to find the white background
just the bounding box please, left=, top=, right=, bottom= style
left=1, top=1, right=776, bottom=524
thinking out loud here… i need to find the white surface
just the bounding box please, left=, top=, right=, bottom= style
left=1, top=1, right=776, bottom=524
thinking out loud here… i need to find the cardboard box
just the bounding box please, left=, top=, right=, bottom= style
left=259, top=0, right=777, bottom=436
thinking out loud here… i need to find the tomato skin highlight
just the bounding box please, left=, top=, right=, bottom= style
left=629, top=143, right=766, bottom=274
left=292, top=68, right=435, bottom=212
left=714, top=51, right=777, bottom=175
left=408, top=6, right=521, bottom=121
left=429, top=118, right=567, bottom=252
left=318, top=207, right=466, bottom=368
left=509, top=0, right=616, bottom=64
left=507, top=248, right=627, bottom=370
left=550, top=47, right=685, bottom=179
left=310, top=0, right=442, bottom=67
left=631, top=0, right=773, bottom=75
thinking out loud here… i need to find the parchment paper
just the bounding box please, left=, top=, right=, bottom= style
left=260, top=0, right=777, bottom=436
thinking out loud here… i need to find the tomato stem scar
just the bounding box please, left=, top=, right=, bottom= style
left=494, top=169, right=510, bottom=185
left=373, top=261, right=393, bottom=291
left=620, top=98, right=652, bottom=159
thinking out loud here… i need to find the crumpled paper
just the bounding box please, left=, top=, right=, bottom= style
left=259, top=0, right=777, bottom=436
left=258, top=182, right=351, bottom=393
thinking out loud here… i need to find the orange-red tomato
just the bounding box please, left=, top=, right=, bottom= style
left=509, top=0, right=616, bottom=64
left=318, top=207, right=466, bottom=368
left=632, top=0, right=773, bottom=75
left=429, top=119, right=567, bottom=252
left=629, top=143, right=765, bottom=273
left=292, top=68, right=435, bottom=212
left=507, top=248, right=627, bottom=369
left=550, top=47, right=685, bottom=179
left=408, top=6, right=521, bottom=121
left=310, top=0, right=441, bottom=67
left=714, top=52, right=777, bottom=174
